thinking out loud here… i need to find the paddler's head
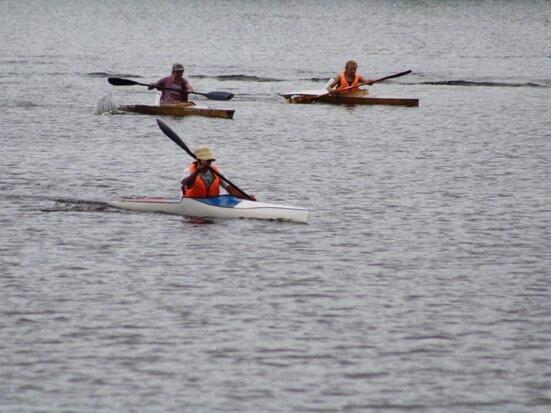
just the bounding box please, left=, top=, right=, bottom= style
left=194, top=145, right=215, bottom=166
left=171, top=63, right=184, bottom=79
left=345, top=60, right=358, bottom=75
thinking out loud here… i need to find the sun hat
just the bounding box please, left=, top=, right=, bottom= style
left=172, top=63, right=184, bottom=72
left=194, top=145, right=215, bottom=161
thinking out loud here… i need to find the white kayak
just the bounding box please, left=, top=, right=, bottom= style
left=109, top=195, right=310, bottom=223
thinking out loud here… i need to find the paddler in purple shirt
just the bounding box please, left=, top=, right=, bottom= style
left=148, top=63, right=193, bottom=103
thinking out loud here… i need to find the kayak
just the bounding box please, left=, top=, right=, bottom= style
left=118, top=103, right=235, bottom=119
left=109, top=195, right=310, bottom=223
left=280, top=91, right=418, bottom=106
left=286, top=94, right=419, bottom=106
left=280, top=87, right=418, bottom=106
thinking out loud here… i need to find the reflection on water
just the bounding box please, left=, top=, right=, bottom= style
left=185, top=217, right=217, bottom=225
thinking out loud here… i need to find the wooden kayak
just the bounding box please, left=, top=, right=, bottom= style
left=280, top=92, right=418, bottom=107
left=118, top=103, right=235, bottom=119
left=109, top=195, right=310, bottom=223
left=280, top=88, right=418, bottom=106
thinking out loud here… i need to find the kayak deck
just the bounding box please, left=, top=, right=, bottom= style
left=109, top=195, right=310, bottom=223
left=118, top=103, right=235, bottom=119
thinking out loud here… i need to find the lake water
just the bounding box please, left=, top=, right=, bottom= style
left=1, top=1, right=550, bottom=412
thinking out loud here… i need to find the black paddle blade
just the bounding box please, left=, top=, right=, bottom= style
left=107, top=77, right=150, bottom=87
left=108, top=77, right=136, bottom=86
left=156, top=119, right=196, bottom=159
left=204, top=91, right=234, bottom=101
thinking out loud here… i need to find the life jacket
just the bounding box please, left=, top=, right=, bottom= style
left=337, top=72, right=360, bottom=93
left=182, top=163, right=221, bottom=198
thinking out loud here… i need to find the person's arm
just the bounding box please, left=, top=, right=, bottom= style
left=185, top=78, right=193, bottom=92
left=148, top=78, right=163, bottom=90
left=327, top=76, right=341, bottom=91
left=181, top=163, right=208, bottom=189
left=226, top=184, right=256, bottom=201
left=219, top=173, right=256, bottom=201
left=358, top=75, right=375, bottom=85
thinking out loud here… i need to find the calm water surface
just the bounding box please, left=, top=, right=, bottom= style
left=1, top=1, right=550, bottom=412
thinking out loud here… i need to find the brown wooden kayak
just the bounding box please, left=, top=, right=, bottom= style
left=118, top=103, right=235, bottom=119
left=280, top=90, right=418, bottom=107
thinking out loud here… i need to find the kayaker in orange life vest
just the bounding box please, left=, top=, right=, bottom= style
left=148, top=63, right=193, bottom=103
left=327, top=60, right=376, bottom=94
left=181, top=145, right=257, bottom=201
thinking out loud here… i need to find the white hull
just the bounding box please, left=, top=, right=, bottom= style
left=109, top=195, right=309, bottom=223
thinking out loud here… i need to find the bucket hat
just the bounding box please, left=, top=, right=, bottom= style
left=194, top=145, right=215, bottom=161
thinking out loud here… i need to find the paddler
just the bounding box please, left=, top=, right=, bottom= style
left=148, top=63, right=193, bottom=103
left=327, top=60, right=375, bottom=94
left=181, top=145, right=256, bottom=201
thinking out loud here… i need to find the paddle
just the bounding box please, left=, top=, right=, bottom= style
left=107, top=77, right=234, bottom=101
left=369, top=69, right=412, bottom=84
left=297, top=70, right=412, bottom=103
left=156, top=119, right=254, bottom=200
left=337, top=70, right=412, bottom=93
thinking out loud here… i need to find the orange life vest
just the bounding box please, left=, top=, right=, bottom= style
left=337, top=72, right=360, bottom=93
left=183, top=163, right=221, bottom=198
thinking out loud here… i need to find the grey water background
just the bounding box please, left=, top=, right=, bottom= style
left=1, top=0, right=551, bottom=412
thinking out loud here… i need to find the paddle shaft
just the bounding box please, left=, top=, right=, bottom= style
left=156, top=119, right=253, bottom=200
left=108, top=77, right=181, bottom=92
left=107, top=77, right=234, bottom=101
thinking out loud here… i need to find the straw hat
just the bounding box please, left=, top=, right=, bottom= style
left=194, top=145, right=215, bottom=161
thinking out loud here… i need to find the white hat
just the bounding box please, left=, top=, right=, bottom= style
left=194, top=145, right=215, bottom=161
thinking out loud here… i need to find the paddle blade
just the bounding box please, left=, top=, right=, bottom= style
left=108, top=77, right=150, bottom=87
left=156, top=119, right=196, bottom=159
left=108, top=77, right=137, bottom=86
left=208, top=91, right=234, bottom=101
left=193, top=91, right=234, bottom=101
